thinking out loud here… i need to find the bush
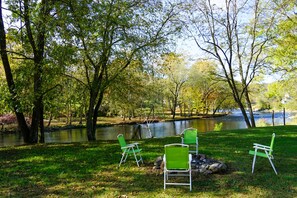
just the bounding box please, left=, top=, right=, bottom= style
left=214, top=122, right=223, bottom=131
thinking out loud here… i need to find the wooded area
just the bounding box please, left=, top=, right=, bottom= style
left=0, top=0, right=296, bottom=143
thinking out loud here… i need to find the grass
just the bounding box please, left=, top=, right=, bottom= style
left=0, top=125, right=296, bottom=197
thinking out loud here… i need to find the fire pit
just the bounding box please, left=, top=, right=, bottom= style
left=153, top=154, right=227, bottom=175
left=191, top=154, right=227, bottom=174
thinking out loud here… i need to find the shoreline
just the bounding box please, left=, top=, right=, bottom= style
left=1, top=113, right=228, bottom=134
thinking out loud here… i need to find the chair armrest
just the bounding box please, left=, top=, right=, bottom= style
left=253, top=145, right=272, bottom=152
left=253, top=143, right=270, bottom=148
left=127, top=142, right=139, bottom=146
left=121, top=144, right=136, bottom=149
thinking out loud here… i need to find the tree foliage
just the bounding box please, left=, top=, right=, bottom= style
left=158, top=53, right=188, bottom=118
left=54, top=0, right=183, bottom=140
left=269, top=0, right=297, bottom=72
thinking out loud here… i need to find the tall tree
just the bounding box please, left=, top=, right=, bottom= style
left=0, top=0, right=31, bottom=142
left=57, top=0, right=182, bottom=140
left=1, top=0, right=60, bottom=143
left=184, top=0, right=277, bottom=128
left=159, top=53, right=188, bottom=119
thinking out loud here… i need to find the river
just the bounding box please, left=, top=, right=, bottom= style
left=1, top=111, right=296, bottom=147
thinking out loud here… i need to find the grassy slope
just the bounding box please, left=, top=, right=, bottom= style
left=0, top=125, right=296, bottom=197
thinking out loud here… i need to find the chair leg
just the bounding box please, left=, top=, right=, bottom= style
left=136, top=149, right=143, bottom=164
left=139, top=153, right=143, bottom=164
left=267, top=156, right=278, bottom=175
left=133, top=151, right=140, bottom=167
left=119, top=151, right=127, bottom=167
left=196, top=144, right=198, bottom=155
left=252, top=151, right=257, bottom=173
left=132, top=148, right=143, bottom=167
left=164, top=170, right=166, bottom=190
left=189, top=169, right=192, bottom=191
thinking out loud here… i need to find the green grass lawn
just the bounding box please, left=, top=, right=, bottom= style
left=0, top=125, right=296, bottom=197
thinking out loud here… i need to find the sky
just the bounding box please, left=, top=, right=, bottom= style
left=176, top=0, right=225, bottom=61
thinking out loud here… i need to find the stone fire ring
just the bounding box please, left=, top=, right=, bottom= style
left=153, top=154, right=228, bottom=175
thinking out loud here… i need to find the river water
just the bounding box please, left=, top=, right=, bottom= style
left=1, top=111, right=296, bottom=147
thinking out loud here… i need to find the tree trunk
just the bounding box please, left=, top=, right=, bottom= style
left=172, top=98, right=177, bottom=119
left=39, top=102, right=45, bottom=143
left=245, top=88, right=256, bottom=127
left=86, top=97, right=96, bottom=141
left=91, top=90, right=105, bottom=140
left=24, top=0, right=49, bottom=143
left=0, top=4, right=32, bottom=143
left=238, top=101, right=252, bottom=128
left=30, top=108, right=39, bottom=143
left=229, top=81, right=252, bottom=128
left=30, top=59, right=44, bottom=143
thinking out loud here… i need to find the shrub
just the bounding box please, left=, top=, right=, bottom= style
left=214, top=122, right=223, bottom=131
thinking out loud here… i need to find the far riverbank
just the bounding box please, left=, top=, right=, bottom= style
left=0, top=113, right=228, bottom=134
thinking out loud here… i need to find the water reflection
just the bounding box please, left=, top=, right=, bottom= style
left=0, top=132, right=23, bottom=147
left=1, top=111, right=296, bottom=147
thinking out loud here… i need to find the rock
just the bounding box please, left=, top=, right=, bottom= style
left=153, top=156, right=163, bottom=169
left=218, top=163, right=228, bottom=172
left=203, top=170, right=213, bottom=175
left=153, top=153, right=227, bottom=174
left=191, top=154, right=228, bottom=174
left=198, top=154, right=206, bottom=160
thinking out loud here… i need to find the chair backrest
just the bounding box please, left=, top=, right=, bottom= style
left=117, top=134, right=127, bottom=149
left=165, top=144, right=189, bottom=170
left=183, top=128, right=198, bottom=144
left=269, top=133, right=276, bottom=156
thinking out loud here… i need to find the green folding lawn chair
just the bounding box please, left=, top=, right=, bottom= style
left=117, top=134, right=143, bottom=167
left=181, top=128, right=198, bottom=155
left=249, top=133, right=277, bottom=175
left=163, top=144, right=192, bottom=191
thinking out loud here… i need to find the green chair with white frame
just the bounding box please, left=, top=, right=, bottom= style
left=163, top=143, right=192, bottom=191
left=249, top=133, right=277, bottom=175
left=181, top=128, right=198, bottom=155
left=117, top=134, right=143, bottom=167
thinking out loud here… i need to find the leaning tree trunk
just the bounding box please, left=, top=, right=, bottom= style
left=244, top=88, right=256, bottom=127
left=93, top=91, right=104, bottom=127
left=238, top=101, right=252, bottom=128
left=0, top=5, right=32, bottom=143
left=229, top=82, right=252, bottom=128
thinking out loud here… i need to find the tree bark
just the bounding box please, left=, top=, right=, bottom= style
left=86, top=94, right=96, bottom=141
left=244, top=88, right=256, bottom=127
left=0, top=1, right=32, bottom=143
left=24, top=0, right=50, bottom=143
